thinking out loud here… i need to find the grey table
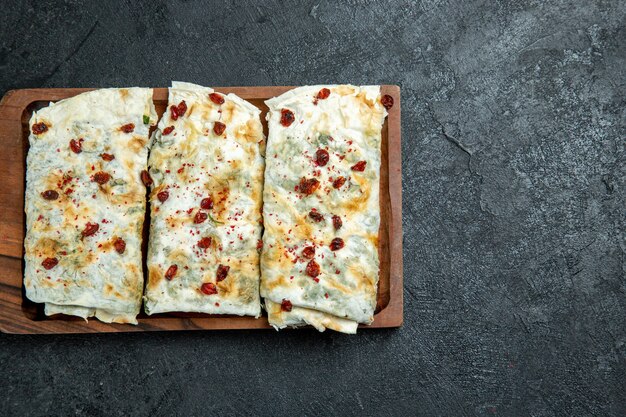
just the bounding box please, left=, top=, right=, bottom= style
left=1, top=1, right=624, bottom=416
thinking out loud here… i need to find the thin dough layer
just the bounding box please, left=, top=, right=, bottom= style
left=261, top=85, right=387, bottom=333
left=144, top=82, right=264, bottom=316
left=24, top=88, right=156, bottom=324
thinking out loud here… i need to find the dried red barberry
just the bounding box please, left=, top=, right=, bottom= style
left=209, top=93, right=225, bottom=105
left=120, top=123, right=135, bottom=133
left=381, top=94, right=394, bottom=110
left=201, top=282, right=218, bottom=295
left=200, top=197, right=213, bottom=210
left=330, top=237, right=345, bottom=251
left=41, top=190, right=59, bottom=200
left=92, top=171, right=110, bottom=184
left=281, top=299, right=293, bottom=312
left=315, top=149, right=329, bottom=166
left=213, top=121, right=226, bottom=136
left=114, top=238, right=126, bottom=254
left=299, top=178, right=320, bottom=195
left=42, top=257, right=58, bottom=270
left=165, top=265, right=178, bottom=280
left=305, top=260, right=321, bottom=278
left=351, top=161, right=367, bottom=171
left=216, top=264, right=230, bottom=282
left=280, top=109, right=295, bottom=127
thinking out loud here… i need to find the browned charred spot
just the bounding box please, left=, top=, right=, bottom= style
left=207, top=182, right=231, bottom=221
left=348, top=264, right=378, bottom=290
left=82, top=251, right=97, bottom=266
left=98, top=239, right=114, bottom=252
left=27, top=239, right=61, bottom=259
left=127, top=263, right=139, bottom=279
left=186, top=102, right=195, bottom=117
left=367, top=233, right=379, bottom=248
left=148, top=265, right=163, bottom=290
left=341, top=175, right=371, bottom=213
left=222, top=100, right=236, bottom=124
left=263, top=274, right=289, bottom=293
left=355, top=91, right=377, bottom=110
left=119, top=89, right=129, bottom=99
left=104, top=283, right=115, bottom=296
left=293, top=216, right=315, bottom=240
left=128, top=136, right=147, bottom=153
left=234, top=119, right=263, bottom=143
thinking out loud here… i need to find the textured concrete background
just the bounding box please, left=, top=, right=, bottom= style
left=1, top=1, right=624, bottom=416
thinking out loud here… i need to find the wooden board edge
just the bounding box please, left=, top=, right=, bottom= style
left=0, top=85, right=404, bottom=333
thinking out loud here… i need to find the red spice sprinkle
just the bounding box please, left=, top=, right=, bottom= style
left=177, top=167, right=184, bottom=173
left=325, top=293, right=329, bottom=298
left=101, top=153, right=115, bottom=161
left=162, top=126, right=175, bottom=135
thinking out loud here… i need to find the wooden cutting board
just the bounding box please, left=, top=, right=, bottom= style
left=0, top=86, right=403, bottom=334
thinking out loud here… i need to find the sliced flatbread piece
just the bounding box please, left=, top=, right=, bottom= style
left=265, top=300, right=358, bottom=334
left=261, top=85, right=387, bottom=333
left=144, top=82, right=264, bottom=316
left=24, top=88, right=157, bottom=324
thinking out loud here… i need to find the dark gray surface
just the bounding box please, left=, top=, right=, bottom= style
left=1, top=1, right=624, bottom=416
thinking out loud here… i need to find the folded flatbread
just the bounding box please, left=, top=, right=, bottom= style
left=24, top=88, right=156, bottom=324
left=261, top=85, right=387, bottom=333
left=144, top=82, right=264, bottom=316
